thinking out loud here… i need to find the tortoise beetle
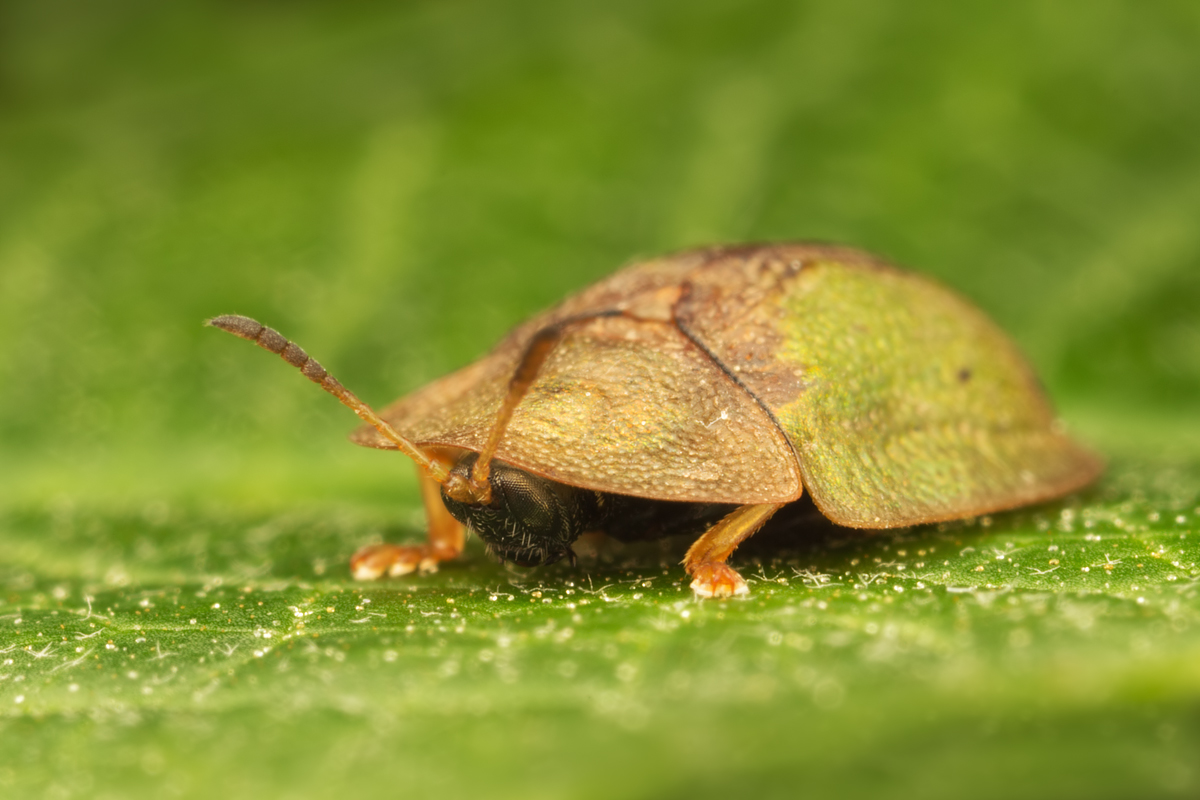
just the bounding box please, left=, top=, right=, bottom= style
left=208, top=243, right=1101, bottom=597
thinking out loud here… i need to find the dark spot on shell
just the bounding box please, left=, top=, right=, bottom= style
left=958, top=367, right=972, bottom=383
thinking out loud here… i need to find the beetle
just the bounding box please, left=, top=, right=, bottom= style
left=208, top=243, right=1102, bottom=597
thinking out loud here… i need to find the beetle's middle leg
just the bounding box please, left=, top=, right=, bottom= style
left=350, top=471, right=466, bottom=579
left=684, top=503, right=784, bottom=598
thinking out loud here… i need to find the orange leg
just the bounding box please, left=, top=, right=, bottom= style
left=684, top=503, right=784, bottom=598
left=350, top=472, right=466, bottom=579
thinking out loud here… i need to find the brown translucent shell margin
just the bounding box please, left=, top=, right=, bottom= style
left=352, top=244, right=1103, bottom=526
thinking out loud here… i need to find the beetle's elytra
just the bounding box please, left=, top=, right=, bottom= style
left=208, top=243, right=1102, bottom=597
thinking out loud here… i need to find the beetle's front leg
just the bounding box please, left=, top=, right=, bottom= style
left=684, top=503, right=784, bottom=598
left=350, top=472, right=466, bottom=579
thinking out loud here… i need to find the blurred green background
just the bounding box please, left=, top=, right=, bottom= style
left=1, top=1, right=1198, bottom=798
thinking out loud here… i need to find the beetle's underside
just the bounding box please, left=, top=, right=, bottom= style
left=211, top=243, right=1102, bottom=598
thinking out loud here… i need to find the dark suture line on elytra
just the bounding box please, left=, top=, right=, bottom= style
left=671, top=278, right=806, bottom=487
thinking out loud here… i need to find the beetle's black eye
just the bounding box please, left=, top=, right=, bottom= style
left=440, top=454, right=588, bottom=566
left=491, top=467, right=559, bottom=537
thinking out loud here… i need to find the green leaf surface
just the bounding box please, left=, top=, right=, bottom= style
left=2, top=1, right=1199, bottom=798
left=3, top=462, right=1199, bottom=798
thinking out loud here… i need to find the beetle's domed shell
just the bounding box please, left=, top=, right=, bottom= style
left=354, top=244, right=1102, bottom=527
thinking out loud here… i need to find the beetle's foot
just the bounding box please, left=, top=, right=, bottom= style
left=350, top=544, right=441, bottom=580
left=688, top=562, right=749, bottom=599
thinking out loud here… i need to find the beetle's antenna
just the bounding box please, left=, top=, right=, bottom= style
left=461, top=311, right=622, bottom=504
left=205, top=314, right=477, bottom=499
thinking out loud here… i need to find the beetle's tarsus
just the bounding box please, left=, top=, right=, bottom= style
left=689, top=562, right=749, bottom=598
left=349, top=543, right=446, bottom=580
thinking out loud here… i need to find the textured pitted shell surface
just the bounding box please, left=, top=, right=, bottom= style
left=353, top=244, right=1102, bottom=527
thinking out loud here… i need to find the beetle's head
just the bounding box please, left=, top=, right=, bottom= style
left=440, top=453, right=591, bottom=567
